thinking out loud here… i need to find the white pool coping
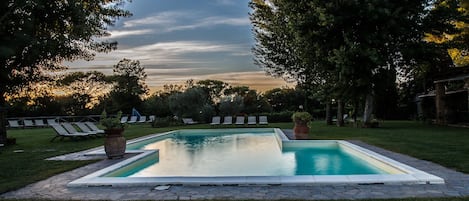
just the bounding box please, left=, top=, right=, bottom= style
left=68, top=128, right=444, bottom=187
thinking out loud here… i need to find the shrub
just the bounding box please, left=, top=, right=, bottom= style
left=257, top=111, right=294, bottom=123
left=291, top=112, right=313, bottom=123
left=152, top=116, right=183, bottom=128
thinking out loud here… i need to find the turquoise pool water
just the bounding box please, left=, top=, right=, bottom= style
left=105, top=129, right=388, bottom=177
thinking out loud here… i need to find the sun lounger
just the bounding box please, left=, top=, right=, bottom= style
left=127, top=116, right=138, bottom=124
left=74, top=122, right=95, bottom=133
left=182, top=118, right=198, bottom=124
left=138, top=116, right=147, bottom=123
left=222, top=116, right=233, bottom=125
left=147, top=115, right=156, bottom=123
left=23, top=119, right=35, bottom=128
left=332, top=114, right=348, bottom=123
left=34, top=119, right=46, bottom=127
left=247, top=116, right=257, bottom=125
left=8, top=120, right=21, bottom=128
left=210, top=116, right=221, bottom=125
left=84, top=122, right=105, bottom=134
left=120, top=116, right=128, bottom=123
left=62, top=123, right=97, bottom=137
left=50, top=124, right=89, bottom=142
left=259, top=116, right=268, bottom=125
left=47, top=119, right=59, bottom=126
left=75, top=122, right=103, bottom=135
left=235, top=116, right=245, bottom=125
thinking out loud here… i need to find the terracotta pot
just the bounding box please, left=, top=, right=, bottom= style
left=293, top=121, right=310, bottom=140
left=104, top=128, right=126, bottom=159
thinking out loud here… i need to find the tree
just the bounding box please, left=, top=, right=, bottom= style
left=168, top=87, right=211, bottom=121
left=250, top=0, right=467, bottom=126
left=400, top=0, right=469, bottom=123
left=0, top=0, right=131, bottom=144
left=264, top=88, right=305, bottom=112
left=142, top=91, right=173, bottom=118
left=107, top=58, right=148, bottom=113
left=219, top=95, right=244, bottom=116
left=223, top=86, right=267, bottom=114
left=196, top=79, right=229, bottom=104
left=58, top=71, right=111, bottom=114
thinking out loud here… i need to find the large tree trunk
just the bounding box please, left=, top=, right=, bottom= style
left=0, top=91, right=7, bottom=145
left=466, top=79, right=469, bottom=116
left=363, top=93, right=374, bottom=125
left=435, top=82, right=446, bottom=125
left=336, top=99, right=344, bottom=127
left=325, top=102, right=332, bottom=125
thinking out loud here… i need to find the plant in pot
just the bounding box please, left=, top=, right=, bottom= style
left=100, top=111, right=126, bottom=159
left=292, top=112, right=312, bottom=140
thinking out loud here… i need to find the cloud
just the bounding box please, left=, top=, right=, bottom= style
left=134, top=41, right=243, bottom=54
left=214, top=0, right=237, bottom=5
left=121, top=10, right=249, bottom=34
left=103, top=41, right=249, bottom=64
left=167, top=16, right=250, bottom=32
left=106, top=29, right=153, bottom=39
left=123, top=11, right=187, bottom=28
left=146, top=71, right=294, bottom=93
left=67, top=40, right=251, bottom=70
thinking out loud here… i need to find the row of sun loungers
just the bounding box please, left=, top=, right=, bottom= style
left=8, top=118, right=60, bottom=128
left=9, top=115, right=157, bottom=129
left=120, top=115, right=155, bottom=124
left=210, top=116, right=268, bottom=125
left=179, top=116, right=268, bottom=125
left=50, top=122, right=104, bottom=142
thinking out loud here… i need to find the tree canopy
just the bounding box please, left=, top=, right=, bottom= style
left=250, top=0, right=469, bottom=126
left=0, top=0, right=132, bottom=144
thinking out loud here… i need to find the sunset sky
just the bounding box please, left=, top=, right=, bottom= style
left=67, top=0, right=292, bottom=92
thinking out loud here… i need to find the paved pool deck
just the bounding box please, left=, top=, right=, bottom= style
left=1, top=129, right=469, bottom=200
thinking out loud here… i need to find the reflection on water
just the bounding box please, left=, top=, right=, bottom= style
left=283, top=147, right=387, bottom=175
left=131, top=133, right=295, bottom=177
left=126, top=132, right=386, bottom=177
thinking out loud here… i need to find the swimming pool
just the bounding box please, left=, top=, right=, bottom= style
left=69, top=128, right=444, bottom=187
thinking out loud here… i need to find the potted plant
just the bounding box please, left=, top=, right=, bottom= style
left=100, top=111, right=126, bottom=159
left=292, top=112, right=312, bottom=140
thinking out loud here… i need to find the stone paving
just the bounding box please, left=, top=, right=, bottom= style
left=1, top=130, right=469, bottom=200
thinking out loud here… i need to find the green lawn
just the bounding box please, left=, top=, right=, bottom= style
left=0, top=121, right=468, bottom=201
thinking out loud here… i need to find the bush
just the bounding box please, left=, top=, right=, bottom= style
left=152, top=116, right=183, bottom=128
left=291, top=112, right=312, bottom=123
left=257, top=111, right=294, bottom=123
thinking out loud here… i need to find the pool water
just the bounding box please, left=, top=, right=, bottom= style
left=105, top=130, right=387, bottom=177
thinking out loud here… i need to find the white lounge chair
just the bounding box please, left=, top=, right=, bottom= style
left=138, top=116, right=147, bottom=123
left=259, top=116, right=268, bottom=125
left=8, top=120, right=21, bottom=128
left=34, top=119, right=46, bottom=127
left=47, top=119, right=59, bottom=126
left=84, top=122, right=105, bottom=134
left=23, top=119, right=34, bottom=127
left=182, top=118, right=198, bottom=125
left=62, top=123, right=96, bottom=137
left=247, top=116, right=257, bottom=125
left=127, top=116, right=138, bottom=124
left=235, top=116, right=245, bottom=125
left=147, top=115, right=156, bottom=123
left=120, top=116, right=128, bottom=124
left=50, top=124, right=89, bottom=142
left=210, top=116, right=221, bottom=125
left=222, top=116, right=233, bottom=125
left=75, top=122, right=102, bottom=135
left=332, top=114, right=348, bottom=123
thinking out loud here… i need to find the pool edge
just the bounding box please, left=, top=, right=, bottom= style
left=68, top=128, right=445, bottom=187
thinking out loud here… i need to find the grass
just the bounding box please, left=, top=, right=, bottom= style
left=0, top=121, right=468, bottom=201
left=308, top=121, right=469, bottom=173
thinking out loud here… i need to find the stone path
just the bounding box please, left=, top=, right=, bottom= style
left=1, top=130, right=469, bottom=200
